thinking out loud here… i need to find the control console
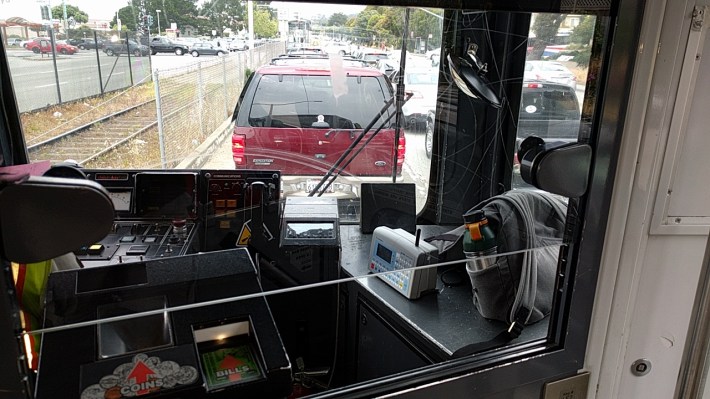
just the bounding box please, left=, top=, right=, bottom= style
left=76, top=169, right=280, bottom=267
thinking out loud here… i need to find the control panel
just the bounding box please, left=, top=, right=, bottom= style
left=76, top=169, right=280, bottom=266
left=369, top=226, right=439, bottom=299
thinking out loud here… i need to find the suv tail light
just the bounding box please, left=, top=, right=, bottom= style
left=397, top=135, right=406, bottom=166
left=232, top=132, right=246, bottom=166
left=523, top=83, right=543, bottom=88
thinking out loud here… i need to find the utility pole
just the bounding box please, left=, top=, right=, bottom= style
left=247, top=0, right=254, bottom=49
left=62, top=0, right=68, bottom=33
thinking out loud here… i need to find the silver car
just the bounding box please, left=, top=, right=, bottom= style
left=523, top=60, right=577, bottom=90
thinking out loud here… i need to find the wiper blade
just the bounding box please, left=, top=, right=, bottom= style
left=309, top=93, right=412, bottom=197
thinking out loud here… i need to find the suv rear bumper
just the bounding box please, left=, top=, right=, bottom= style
left=281, top=175, right=403, bottom=199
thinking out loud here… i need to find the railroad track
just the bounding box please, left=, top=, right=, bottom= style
left=27, top=100, right=158, bottom=165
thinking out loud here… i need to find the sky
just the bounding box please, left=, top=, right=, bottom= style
left=0, top=1, right=365, bottom=22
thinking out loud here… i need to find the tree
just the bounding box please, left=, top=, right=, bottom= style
left=569, top=16, right=595, bottom=46
left=112, top=6, right=139, bottom=32
left=109, top=0, right=199, bottom=35
left=51, top=4, right=89, bottom=24
left=253, top=8, right=277, bottom=38
left=529, top=14, right=567, bottom=60
left=328, top=12, right=348, bottom=26
left=198, top=0, right=246, bottom=36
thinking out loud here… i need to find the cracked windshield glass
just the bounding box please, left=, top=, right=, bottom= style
left=2, top=0, right=595, bottom=396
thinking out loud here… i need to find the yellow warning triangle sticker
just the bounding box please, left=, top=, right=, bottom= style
left=237, top=223, right=252, bottom=246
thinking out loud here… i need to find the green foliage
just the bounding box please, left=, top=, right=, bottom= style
left=112, top=6, right=138, bottom=32
left=198, top=0, right=246, bottom=36
left=529, top=13, right=567, bottom=60
left=328, top=12, right=348, bottom=26
left=569, top=16, right=595, bottom=45
left=560, top=48, right=591, bottom=67
left=51, top=4, right=89, bottom=23
left=67, top=25, right=96, bottom=40
left=253, top=9, right=278, bottom=38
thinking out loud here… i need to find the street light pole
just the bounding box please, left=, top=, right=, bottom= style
left=156, top=9, right=161, bottom=35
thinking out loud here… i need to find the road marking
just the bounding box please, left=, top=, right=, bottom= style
left=35, top=82, right=68, bottom=88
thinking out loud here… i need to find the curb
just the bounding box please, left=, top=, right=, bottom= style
left=176, top=117, right=232, bottom=169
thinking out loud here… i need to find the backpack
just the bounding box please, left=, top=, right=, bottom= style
left=426, top=190, right=567, bottom=326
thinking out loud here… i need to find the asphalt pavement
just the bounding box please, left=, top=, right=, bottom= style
left=7, top=48, right=151, bottom=112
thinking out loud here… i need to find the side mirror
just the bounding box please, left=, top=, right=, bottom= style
left=447, top=43, right=501, bottom=108
left=518, top=136, right=592, bottom=198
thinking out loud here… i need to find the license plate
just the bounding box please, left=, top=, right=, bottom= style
left=306, top=180, right=334, bottom=194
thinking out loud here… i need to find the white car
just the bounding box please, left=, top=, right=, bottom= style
left=523, top=60, right=577, bottom=90
left=391, top=68, right=439, bottom=131
left=323, top=41, right=351, bottom=55
left=228, top=38, right=249, bottom=51
left=425, top=47, right=441, bottom=65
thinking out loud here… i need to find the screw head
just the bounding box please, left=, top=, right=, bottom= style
left=631, top=359, right=652, bottom=376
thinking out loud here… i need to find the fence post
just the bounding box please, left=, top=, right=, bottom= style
left=94, top=31, right=104, bottom=95
left=48, top=28, right=62, bottom=104
left=197, top=63, right=205, bottom=137
left=222, top=56, right=228, bottom=118
left=153, top=69, right=167, bottom=168
left=125, top=31, right=134, bottom=86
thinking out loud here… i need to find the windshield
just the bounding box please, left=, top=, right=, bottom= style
left=0, top=2, right=607, bottom=398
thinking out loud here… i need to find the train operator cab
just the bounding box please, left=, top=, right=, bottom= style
left=4, top=0, right=710, bottom=398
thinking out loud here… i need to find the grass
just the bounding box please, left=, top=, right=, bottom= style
left=20, top=83, right=155, bottom=146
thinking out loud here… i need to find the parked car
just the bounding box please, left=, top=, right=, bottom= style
left=25, top=39, right=78, bottom=55
left=425, top=47, right=441, bottom=66
left=70, top=38, right=104, bottom=50
left=21, top=38, right=45, bottom=48
left=190, top=42, right=227, bottom=57
left=104, top=40, right=150, bottom=57
left=323, top=41, right=351, bottom=55
left=523, top=60, right=577, bottom=90
left=6, top=38, right=21, bottom=47
left=230, top=61, right=404, bottom=198
left=516, top=80, right=580, bottom=140
left=426, top=80, right=580, bottom=163
left=389, top=68, right=439, bottom=131
left=150, top=36, right=190, bottom=55
left=359, top=51, right=390, bottom=66
left=228, top=38, right=249, bottom=51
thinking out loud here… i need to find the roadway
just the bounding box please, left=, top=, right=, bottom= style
left=7, top=48, right=151, bottom=112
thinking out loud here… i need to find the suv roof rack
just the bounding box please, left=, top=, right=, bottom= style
left=270, top=55, right=368, bottom=68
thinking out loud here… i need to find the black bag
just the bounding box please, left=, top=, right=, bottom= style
left=427, top=190, right=567, bottom=326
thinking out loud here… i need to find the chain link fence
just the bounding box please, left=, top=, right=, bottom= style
left=152, top=42, right=284, bottom=168
left=10, top=30, right=151, bottom=113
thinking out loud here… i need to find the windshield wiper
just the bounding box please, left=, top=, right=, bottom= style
left=324, top=128, right=357, bottom=139
left=308, top=93, right=412, bottom=197
left=307, top=97, right=395, bottom=197
left=309, top=9, right=413, bottom=196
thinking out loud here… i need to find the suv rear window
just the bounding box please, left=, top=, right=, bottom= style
left=520, top=85, right=580, bottom=120
left=248, top=74, right=391, bottom=129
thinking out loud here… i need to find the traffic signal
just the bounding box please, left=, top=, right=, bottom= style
left=40, top=5, right=50, bottom=20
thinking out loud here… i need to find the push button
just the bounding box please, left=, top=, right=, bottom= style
left=87, top=244, right=104, bottom=255
left=120, top=235, right=136, bottom=243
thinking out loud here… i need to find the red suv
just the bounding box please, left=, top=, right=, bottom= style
left=231, top=61, right=404, bottom=198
